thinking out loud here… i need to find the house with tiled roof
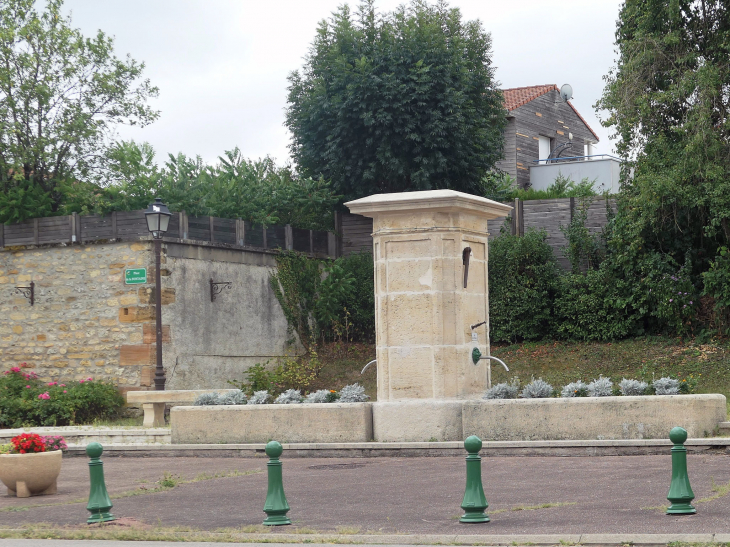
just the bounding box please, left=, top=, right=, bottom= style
left=496, top=84, right=607, bottom=190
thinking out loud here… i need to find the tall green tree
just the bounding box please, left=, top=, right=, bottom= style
left=596, top=0, right=730, bottom=333
left=0, top=0, right=158, bottom=223
left=286, top=0, right=506, bottom=202
left=597, top=0, right=730, bottom=265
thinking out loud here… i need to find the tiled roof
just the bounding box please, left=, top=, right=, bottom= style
left=502, top=84, right=599, bottom=142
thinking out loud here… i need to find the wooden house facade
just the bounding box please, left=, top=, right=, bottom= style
left=495, top=84, right=600, bottom=189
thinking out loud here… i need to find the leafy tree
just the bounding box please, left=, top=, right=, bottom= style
left=286, top=0, right=506, bottom=202
left=0, top=0, right=159, bottom=223
left=597, top=0, right=730, bottom=272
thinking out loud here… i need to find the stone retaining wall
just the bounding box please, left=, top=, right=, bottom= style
left=169, top=395, right=726, bottom=444
left=1, top=239, right=295, bottom=392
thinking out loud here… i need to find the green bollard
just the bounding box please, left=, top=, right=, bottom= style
left=86, top=442, right=116, bottom=524
left=262, top=441, right=291, bottom=526
left=666, top=427, right=696, bottom=515
left=460, top=435, right=490, bottom=523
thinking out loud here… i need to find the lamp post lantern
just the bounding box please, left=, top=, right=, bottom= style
left=145, top=198, right=172, bottom=390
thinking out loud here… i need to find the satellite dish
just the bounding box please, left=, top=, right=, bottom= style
left=559, top=84, right=573, bottom=102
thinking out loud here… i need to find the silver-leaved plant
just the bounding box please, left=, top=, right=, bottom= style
left=653, top=377, right=680, bottom=395
left=219, top=390, right=247, bottom=405
left=587, top=376, right=613, bottom=397
left=521, top=378, right=553, bottom=398
left=483, top=382, right=519, bottom=399
left=619, top=378, right=648, bottom=396
left=338, top=383, right=369, bottom=403
left=561, top=381, right=588, bottom=398
left=248, top=390, right=271, bottom=404
left=274, top=389, right=303, bottom=404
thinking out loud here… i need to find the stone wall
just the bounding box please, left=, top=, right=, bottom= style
left=0, top=241, right=153, bottom=393
left=0, top=239, right=295, bottom=392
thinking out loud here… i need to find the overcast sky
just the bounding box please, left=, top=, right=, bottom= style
left=62, top=0, right=623, bottom=167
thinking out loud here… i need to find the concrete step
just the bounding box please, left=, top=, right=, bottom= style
left=718, top=421, right=730, bottom=431
left=0, top=425, right=171, bottom=445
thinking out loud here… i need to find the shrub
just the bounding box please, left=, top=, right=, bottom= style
left=619, top=378, right=649, bottom=396
left=274, top=389, right=303, bottom=404
left=488, top=230, right=560, bottom=343
left=248, top=390, right=271, bottom=405
left=338, top=383, right=369, bottom=403
left=0, top=444, right=11, bottom=454
left=228, top=362, right=277, bottom=396
left=521, top=378, right=553, bottom=399
left=561, top=381, right=588, bottom=398
left=653, top=377, right=680, bottom=395
left=587, top=377, right=613, bottom=397
left=0, top=366, right=124, bottom=428
left=219, top=390, right=247, bottom=405
left=554, top=270, right=636, bottom=341
left=193, top=393, right=221, bottom=406
left=483, top=381, right=519, bottom=399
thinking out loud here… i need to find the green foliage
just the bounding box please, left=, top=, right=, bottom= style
left=510, top=175, right=598, bottom=201
left=488, top=230, right=560, bottom=343
left=54, top=144, right=339, bottom=231
left=478, top=171, right=515, bottom=202
left=560, top=198, right=606, bottom=273
left=0, top=0, right=158, bottom=222
left=286, top=0, right=506, bottom=202
left=703, top=246, right=730, bottom=333
left=596, top=0, right=730, bottom=337
left=270, top=251, right=374, bottom=346
left=0, top=367, right=124, bottom=428
left=554, top=270, right=636, bottom=341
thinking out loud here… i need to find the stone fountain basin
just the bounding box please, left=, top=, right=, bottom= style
left=169, top=394, right=725, bottom=444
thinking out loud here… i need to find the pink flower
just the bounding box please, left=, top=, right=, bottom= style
left=37, top=392, right=50, bottom=400
left=87, top=377, right=92, bottom=381
left=79, top=379, right=84, bottom=384
left=47, top=382, right=57, bottom=386
left=59, top=384, right=65, bottom=387
left=25, top=385, right=30, bottom=388
left=63, top=390, right=67, bottom=393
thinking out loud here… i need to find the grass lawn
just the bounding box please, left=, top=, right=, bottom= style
left=315, top=337, right=730, bottom=404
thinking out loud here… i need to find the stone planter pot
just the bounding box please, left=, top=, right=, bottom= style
left=0, top=450, right=62, bottom=497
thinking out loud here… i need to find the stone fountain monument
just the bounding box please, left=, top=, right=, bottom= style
left=345, top=190, right=513, bottom=440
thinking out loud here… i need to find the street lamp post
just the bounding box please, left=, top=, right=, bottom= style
left=144, top=198, right=172, bottom=391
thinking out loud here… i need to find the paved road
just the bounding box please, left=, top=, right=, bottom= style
left=1, top=453, right=729, bottom=534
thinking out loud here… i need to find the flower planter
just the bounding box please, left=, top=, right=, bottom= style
left=0, top=450, right=62, bottom=498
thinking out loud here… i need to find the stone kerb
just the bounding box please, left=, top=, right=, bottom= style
left=170, top=403, right=373, bottom=444
left=345, top=190, right=512, bottom=402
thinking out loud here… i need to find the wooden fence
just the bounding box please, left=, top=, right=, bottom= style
left=0, top=210, right=336, bottom=257
left=339, top=196, right=616, bottom=269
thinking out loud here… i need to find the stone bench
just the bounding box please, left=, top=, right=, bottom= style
left=126, top=389, right=239, bottom=427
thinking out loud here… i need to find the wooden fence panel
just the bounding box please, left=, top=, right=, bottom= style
left=292, top=228, right=310, bottom=253
left=37, top=216, right=72, bottom=244
left=266, top=226, right=286, bottom=250
left=212, top=217, right=236, bottom=245
left=243, top=222, right=265, bottom=247
left=4, top=220, right=35, bottom=246
left=341, top=213, right=373, bottom=255
left=312, top=230, right=329, bottom=255
left=115, top=211, right=148, bottom=239
left=188, top=216, right=211, bottom=241
left=80, top=215, right=114, bottom=242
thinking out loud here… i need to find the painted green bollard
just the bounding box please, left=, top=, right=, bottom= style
left=666, top=427, right=696, bottom=515
left=460, top=435, right=490, bottom=523
left=86, top=442, right=116, bottom=524
left=262, top=441, right=291, bottom=526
